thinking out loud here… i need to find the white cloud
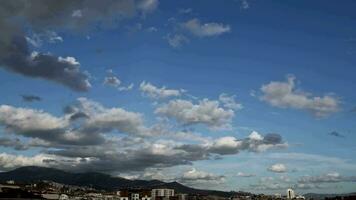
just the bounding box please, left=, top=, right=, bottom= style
left=268, top=163, right=287, bottom=173
left=219, top=93, right=243, bottom=110
left=26, top=31, right=63, bottom=47
left=118, top=83, right=134, bottom=91
left=260, top=75, right=340, bottom=117
left=167, top=34, right=189, bottom=48
left=180, top=168, right=225, bottom=185
left=104, top=75, right=121, bottom=87
left=182, top=18, right=231, bottom=37
left=72, top=9, right=83, bottom=18
left=155, top=99, right=234, bottom=129
left=137, top=0, right=159, bottom=14
left=208, top=136, right=242, bottom=154
left=0, top=105, right=68, bottom=134
left=140, top=81, right=184, bottom=99
left=249, top=131, right=263, bottom=141
left=77, top=97, right=148, bottom=136
left=237, top=172, right=256, bottom=177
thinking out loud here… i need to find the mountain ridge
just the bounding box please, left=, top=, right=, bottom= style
left=0, top=166, right=240, bottom=197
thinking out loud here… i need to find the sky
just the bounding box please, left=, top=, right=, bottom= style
left=0, top=0, right=356, bottom=195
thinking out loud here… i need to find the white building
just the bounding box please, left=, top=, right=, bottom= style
left=141, top=194, right=151, bottom=200
left=151, top=189, right=174, bottom=200
left=286, top=188, right=295, bottom=199
left=131, top=193, right=140, bottom=200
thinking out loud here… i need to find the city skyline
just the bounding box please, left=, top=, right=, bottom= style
left=0, top=0, right=356, bottom=195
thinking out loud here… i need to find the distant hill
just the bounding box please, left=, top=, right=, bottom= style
left=304, top=192, right=356, bottom=200
left=0, top=166, right=243, bottom=197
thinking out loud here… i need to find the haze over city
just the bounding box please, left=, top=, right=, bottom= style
left=0, top=0, right=356, bottom=197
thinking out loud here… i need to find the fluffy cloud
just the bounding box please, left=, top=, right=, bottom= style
left=179, top=168, right=225, bottom=186
left=260, top=75, right=340, bottom=117
left=268, top=163, right=287, bottom=173
left=0, top=104, right=68, bottom=134
left=140, top=81, right=184, bottom=99
left=208, top=136, right=242, bottom=155
left=70, top=97, right=149, bottom=137
left=219, top=93, right=243, bottom=110
left=104, top=75, right=121, bottom=87
left=176, top=131, right=287, bottom=158
left=0, top=97, right=152, bottom=147
left=155, top=99, right=234, bottom=129
left=182, top=18, right=231, bottom=37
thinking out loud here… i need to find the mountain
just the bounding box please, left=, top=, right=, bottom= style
left=0, top=166, right=241, bottom=197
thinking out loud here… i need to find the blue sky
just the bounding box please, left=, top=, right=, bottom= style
left=0, top=0, right=356, bottom=195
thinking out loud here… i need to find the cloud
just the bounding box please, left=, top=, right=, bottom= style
left=140, top=81, right=184, bottom=99
left=0, top=97, right=153, bottom=147
left=74, top=97, right=149, bottom=136
left=25, top=31, right=63, bottom=47
left=0, top=137, right=28, bottom=151
left=166, top=34, right=189, bottom=48
left=155, top=99, right=234, bottom=129
left=137, top=0, right=159, bottom=14
left=0, top=104, right=68, bottom=135
left=219, top=93, right=243, bottom=110
left=182, top=18, right=231, bottom=37
left=208, top=136, right=242, bottom=155
left=179, top=168, right=225, bottom=186
left=240, top=0, right=249, bottom=9
left=104, top=75, right=121, bottom=87
left=328, top=131, right=345, bottom=138
left=176, top=131, right=287, bottom=157
left=0, top=0, right=161, bottom=91
left=237, top=172, right=256, bottom=177
left=21, top=95, right=42, bottom=102
left=268, top=163, right=287, bottom=173
left=179, top=8, right=192, bottom=14
left=1, top=38, right=92, bottom=91
left=298, top=172, right=356, bottom=184
left=118, top=83, right=134, bottom=91
left=260, top=75, right=340, bottom=117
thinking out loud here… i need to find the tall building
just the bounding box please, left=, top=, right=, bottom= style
left=151, top=189, right=174, bottom=200
left=286, top=188, right=295, bottom=199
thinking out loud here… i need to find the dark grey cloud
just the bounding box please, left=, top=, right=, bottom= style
left=328, top=131, right=345, bottom=138
left=0, top=0, right=155, bottom=91
left=0, top=137, right=28, bottom=150
left=263, top=133, right=282, bottom=144
left=0, top=36, right=91, bottom=91
left=21, top=94, right=42, bottom=102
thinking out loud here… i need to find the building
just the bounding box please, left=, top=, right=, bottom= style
left=176, top=193, right=188, bottom=200
left=151, top=189, right=174, bottom=200
left=117, top=190, right=129, bottom=200
left=141, top=190, right=152, bottom=200
left=132, top=193, right=140, bottom=200
left=286, top=188, right=295, bottom=199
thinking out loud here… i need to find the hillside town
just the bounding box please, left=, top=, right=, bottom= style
left=1, top=180, right=355, bottom=200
